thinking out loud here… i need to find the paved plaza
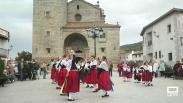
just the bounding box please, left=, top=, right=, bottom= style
left=0, top=72, right=183, bottom=103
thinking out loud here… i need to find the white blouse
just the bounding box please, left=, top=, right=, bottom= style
left=98, top=61, right=108, bottom=71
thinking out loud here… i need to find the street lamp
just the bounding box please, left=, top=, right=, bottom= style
left=86, top=25, right=104, bottom=57
left=8, top=44, right=13, bottom=58
left=180, top=36, right=183, bottom=46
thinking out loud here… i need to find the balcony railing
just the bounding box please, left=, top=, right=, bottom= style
left=0, top=28, right=9, bottom=40
left=0, top=48, right=8, bottom=58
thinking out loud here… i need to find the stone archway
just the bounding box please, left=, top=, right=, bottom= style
left=64, top=33, right=89, bottom=59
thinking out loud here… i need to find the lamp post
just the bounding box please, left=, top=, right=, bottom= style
left=179, top=36, right=183, bottom=60
left=86, top=25, right=104, bottom=57
left=8, top=45, right=13, bottom=58
left=180, top=36, right=183, bottom=46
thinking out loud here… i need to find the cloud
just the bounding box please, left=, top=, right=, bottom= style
left=0, top=0, right=33, bottom=58
left=0, top=0, right=183, bottom=58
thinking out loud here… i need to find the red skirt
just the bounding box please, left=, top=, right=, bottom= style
left=82, top=74, right=90, bottom=83
left=136, top=73, right=142, bottom=80
left=122, top=71, right=128, bottom=77
left=142, top=70, right=148, bottom=82
left=98, top=71, right=112, bottom=91
left=88, top=69, right=98, bottom=84
left=63, top=70, right=80, bottom=93
left=126, top=72, right=132, bottom=78
left=54, top=70, right=59, bottom=83
left=51, top=68, right=56, bottom=80
left=147, top=72, right=153, bottom=82
left=58, top=68, right=68, bottom=86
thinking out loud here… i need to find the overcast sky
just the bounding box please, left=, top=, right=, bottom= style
left=0, top=0, right=183, bottom=58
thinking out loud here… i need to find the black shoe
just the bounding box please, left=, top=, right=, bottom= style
left=93, top=89, right=99, bottom=93
left=56, top=87, right=61, bottom=89
left=60, top=94, right=67, bottom=96
left=86, top=85, right=89, bottom=88
left=90, top=86, right=94, bottom=88
left=102, top=94, right=109, bottom=98
left=68, top=99, right=75, bottom=101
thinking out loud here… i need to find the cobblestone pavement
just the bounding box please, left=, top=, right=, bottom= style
left=0, top=72, right=183, bottom=103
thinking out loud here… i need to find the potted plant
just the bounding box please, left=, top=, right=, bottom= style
left=165, top=64, right=174, bottom=78
left=0, top=58, right=6, bottom=87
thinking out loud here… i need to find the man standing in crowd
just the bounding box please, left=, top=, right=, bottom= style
left=18, top=58, right=26, bottom=81
left=109, top=61, right=113, bottom=77
left=32, top=59, right=39, bottom=80
left=42, top=62, right=47, bottom=79
left=7, top=60, right=15, bottom=82
left=117, top=62, right=123, bottom=77
left=28, top=61, right=33, bottom=80
left=158, top=61, right=165, bottom=77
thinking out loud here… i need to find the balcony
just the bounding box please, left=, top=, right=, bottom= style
left=0, top=48, right=8, bottom=58
left=0, top=28, right=9, bottom=40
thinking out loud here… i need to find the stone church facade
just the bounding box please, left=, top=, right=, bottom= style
left=33, top=0, right=120, bottom=64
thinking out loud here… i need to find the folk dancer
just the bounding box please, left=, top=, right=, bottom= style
left=122, top=63, right=128, bottom=82
left=134, top=66, right=142, bottom=83
left=62, top=50, right=80, bottom=101
left=55, top=58, right=62, bottom=89
left=98, top=56, right=112, bottom=97
left=89, top=56, right=98, bottom=92
left=58, top=55, right=69, bottom=95
left=50, top=59, right=56, bottom=84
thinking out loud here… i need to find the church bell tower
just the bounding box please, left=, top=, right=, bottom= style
left=33, top=0, right=68, bottom=62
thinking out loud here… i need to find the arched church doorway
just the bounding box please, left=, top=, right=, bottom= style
left=64, top=33, right=89, bottom=59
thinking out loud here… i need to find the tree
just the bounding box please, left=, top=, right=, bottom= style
left=0, top=58, right=4, bottom=75
left=15, top=51, right=32, bottom=61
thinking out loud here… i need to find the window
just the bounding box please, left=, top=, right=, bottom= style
left=46, top=31, right=50, bottom=36
left=159, top=51, right=161, bottom=58
left=167, top=24, right=171, bottom=33
left=168, top=53, right=172, bottom=61
left=77, top=5, right=80, bottom=10
left=45, top=11, right=50, bottom=17
left=135, top=55, right=137, bottom=58
left=46, top=48, right=51, bottom=54
left=75, top=14, right=82, bottom=21
left=101, top=47, right=105, bottom=53
left=155, top=52, right=157, bottom=59
left=148, top=40, right=152, bottom=46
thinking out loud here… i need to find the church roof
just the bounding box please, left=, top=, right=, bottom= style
left=140, top=8, right=183, bottom=36
left=68, top=0, right=100, bottom=10
left=63, top=22, right=120, bottom=29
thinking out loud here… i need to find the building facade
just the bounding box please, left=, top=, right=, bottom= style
left=141, top=8, right=183, bottom=65
left=120, top=50, right=143, bottom=62
left=0, top=28, right=9, bottom=58
left=33, top=0, right=120, bottom=63
left=120, top=41, right=143, bottom=62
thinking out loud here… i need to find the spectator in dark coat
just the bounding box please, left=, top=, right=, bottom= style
left=18, top=59, right=26, bottom=81
left=173, top=61, right=182, bottom=79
